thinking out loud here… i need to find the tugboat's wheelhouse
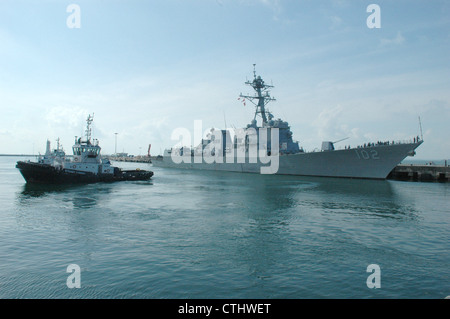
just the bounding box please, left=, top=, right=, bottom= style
left=72, top=141, right=101, bottom=159
left=72, top=114, right=102, bottom=163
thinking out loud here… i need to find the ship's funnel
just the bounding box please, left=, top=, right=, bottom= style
left=45, top=140, right=51, bottom=156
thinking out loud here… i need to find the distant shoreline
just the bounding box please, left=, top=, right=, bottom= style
left=0, top=154, right=36, bottom=157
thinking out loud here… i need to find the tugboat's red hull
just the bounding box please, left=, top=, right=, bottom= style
left=16, top=161, right=153, bottom=184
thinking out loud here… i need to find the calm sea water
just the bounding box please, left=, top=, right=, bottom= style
left=0, top=156, right=448, bottom=299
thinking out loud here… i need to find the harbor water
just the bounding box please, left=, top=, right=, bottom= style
left=0, top=156, right=448, bottom=299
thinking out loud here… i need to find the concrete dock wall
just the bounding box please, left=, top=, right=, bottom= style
left=388, top=164, right=450, bottom=182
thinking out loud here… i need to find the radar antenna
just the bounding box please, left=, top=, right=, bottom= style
left=239, top=65, right=276, bottom=125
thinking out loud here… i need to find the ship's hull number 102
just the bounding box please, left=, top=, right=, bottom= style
left=355, top=149, right=380, bottom=160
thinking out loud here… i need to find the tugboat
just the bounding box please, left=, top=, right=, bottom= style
left=16, top=114, right=153, bottom=184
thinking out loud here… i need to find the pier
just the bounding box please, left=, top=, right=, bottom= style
left=388, top=164, right=450, bottom=182
left=107, top=155, right=152, bottom=163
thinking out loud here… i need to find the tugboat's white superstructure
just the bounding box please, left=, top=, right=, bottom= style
left=66, top=114, right=115, bottom=175
left=16, top=114, right=153, bottom=184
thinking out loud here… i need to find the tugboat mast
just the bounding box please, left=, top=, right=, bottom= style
left=239, top=64, right=276, bottom=126
left=85, top=114, right=94, bottom=143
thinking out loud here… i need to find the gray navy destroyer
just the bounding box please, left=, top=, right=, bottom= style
left=16, top=114, right=153, bottom=184
left=153, top=66, right=423, bottom=179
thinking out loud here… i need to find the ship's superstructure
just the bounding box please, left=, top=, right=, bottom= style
left=153, top=66, right=423, bottom=179
left=67, top=114, right=115, bottom=176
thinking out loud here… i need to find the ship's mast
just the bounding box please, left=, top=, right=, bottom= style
left=85, top=114, right=94, bottom=143
left=239, top=64, right=276, bottom=126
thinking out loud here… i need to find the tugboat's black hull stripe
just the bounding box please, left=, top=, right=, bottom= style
left=16, top=161, right=153, bottom=184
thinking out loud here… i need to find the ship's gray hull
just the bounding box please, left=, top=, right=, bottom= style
left=152, top=142, right=422, bottom=179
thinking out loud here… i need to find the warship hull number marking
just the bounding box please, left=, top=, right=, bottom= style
left=355, top=149, right=380, bottom=160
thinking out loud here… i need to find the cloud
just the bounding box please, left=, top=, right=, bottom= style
left=0, top=129, right=12, bottom=137
left=0, top=28, right=20, bottom=58
left=380, top=31, right=405, bottom=46
left=255, top=0, right=282, bottom=20
left=45, top=106, right=90, bottom=128
left=312, top=105, right=359, bottom=143
left=329, top=15, right=343, bottom=30
left=331, top=0, right=350, bottom=7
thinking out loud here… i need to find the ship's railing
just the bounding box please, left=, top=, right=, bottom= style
left=337, top=136, right=422, bottom=150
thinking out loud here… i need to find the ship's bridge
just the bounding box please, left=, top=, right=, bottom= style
left=72, top=138, right=101, bottom=161
left=73, top=144, right=100, bottom=157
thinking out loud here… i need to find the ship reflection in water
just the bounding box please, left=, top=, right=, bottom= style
left=18, top=183, right=112, bottom=209
left=16, top=166, right=415, bottom=223
left=154, top=166, right=417, bottom=224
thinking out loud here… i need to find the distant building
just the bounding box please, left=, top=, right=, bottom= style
left=114, top=152, right=128, bottom=157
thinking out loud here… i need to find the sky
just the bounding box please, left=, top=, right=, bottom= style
left=0, top=0, right=449, bottom=159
